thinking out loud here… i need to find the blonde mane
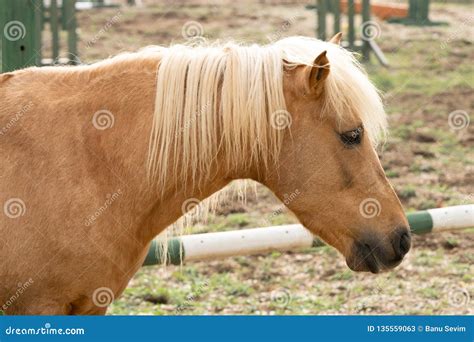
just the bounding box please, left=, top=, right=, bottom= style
left=146, top=36, right=386, bottom=192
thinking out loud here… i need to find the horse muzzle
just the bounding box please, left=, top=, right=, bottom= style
left=346, top=227, right=411, bottom=274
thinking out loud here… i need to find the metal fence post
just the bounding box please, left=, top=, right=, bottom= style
left=0, top=0, right=42, bottom=72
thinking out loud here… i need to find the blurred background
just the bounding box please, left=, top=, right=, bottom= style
left=2, top=0, right=472, bottom=314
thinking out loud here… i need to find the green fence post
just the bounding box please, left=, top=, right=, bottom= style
left=50, top=0, right=60, bottom=62
left=388, top=0, right=444, bottom=26
left=34, top=0, right=42, bottom=66
left=408, top=0, right=418, bottom=22
left=0, top=0, right=42, bottom=72
left=347, top=0, right=355, bottom=49
left=62, top=0, right=78, bottom=64
left=333, top=0, right=340, bottom=36
left=361, top=0, right=371, bottom=62
left=39, top=0, right=45, bottom=31
left=317, top=0, right=327, bottom=41
left=418, top=0, right=430, bottom=24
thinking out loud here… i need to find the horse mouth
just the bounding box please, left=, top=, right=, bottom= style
left=347, top=240, right=407, bottom=274
left=362, top=244, right=381, bottom=273
left=347, top=242, right=383, bottom=274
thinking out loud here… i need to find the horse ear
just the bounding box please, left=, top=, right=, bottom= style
left=329, top=32, right=342, bottom=45
left=307, top=51, right=330, bottom=91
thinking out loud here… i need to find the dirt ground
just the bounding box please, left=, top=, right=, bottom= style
left=63, top=0, right=473, bottom=314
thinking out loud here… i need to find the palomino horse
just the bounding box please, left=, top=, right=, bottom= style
left=0, top=34, right=410, bottom=315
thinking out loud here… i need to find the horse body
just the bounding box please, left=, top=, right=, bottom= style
left=0, top=36, right=410, bottom=314
left=0, top=57, right=200, bottom=314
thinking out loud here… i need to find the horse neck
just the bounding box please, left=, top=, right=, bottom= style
left=93, top=56, right=261, bottom=244
left=137, top=150, right=260, bottom=242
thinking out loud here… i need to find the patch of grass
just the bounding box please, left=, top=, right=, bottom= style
left=267, top=212, right=296, bottom=226
left=391, top=125, right=413, bottom=140
left=419, top=287, right=440, bottom=300
left=227, top=213, right=251, bottom=227
left=330, top=270, right=353, bottom=281
left=419, top=199, right=437, bottom=210
left=385, top=169, right=400, bottom=178
left=398, top=185, right=417, bottom=200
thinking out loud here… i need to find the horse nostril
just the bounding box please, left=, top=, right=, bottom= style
left=399, top=232, right=411, bottom=255
left=392, top=228, right=411, bottom=259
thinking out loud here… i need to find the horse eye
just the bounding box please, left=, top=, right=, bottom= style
left=340, top=126, right=363, bottom=147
